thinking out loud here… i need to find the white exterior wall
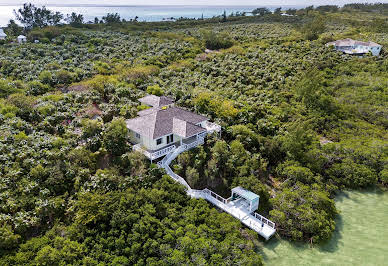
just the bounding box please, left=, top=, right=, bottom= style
left=371, top=46, right=382, bottom=56
left=17, top=37, right=27, bottom=43
left=336, top=45, right=382, bottom=56
left=130, top=130, right=183, bottom=151
left=196, top=120, right=208, bottom=128
left=0, top=29, right=6, bottom=40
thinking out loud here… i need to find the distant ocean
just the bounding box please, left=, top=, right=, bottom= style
left=0, top=5, right=306, bottom=27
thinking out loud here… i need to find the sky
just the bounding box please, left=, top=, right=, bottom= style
left=0, top=0, right=387, bottom=6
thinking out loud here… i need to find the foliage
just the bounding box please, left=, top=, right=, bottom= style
left=65, top=12, right=84, bottom=27
left=300, top=16, right=326, bottom=40
left=103, top=117, right=129, bottom=156
left=102, top=13, right=121, bottom=24
left=0, top=6, right=387, bottom=263
left=252, top=8, right=271, bottom=16
left=201, top=30, right=234, bottom=50
left=5, top=20, right=23, bottom=37
left=270, top=183, right=337, bottom=242
left=14, top=3, right=63, bottom=30
left=146, top=84, right=164, bottom=96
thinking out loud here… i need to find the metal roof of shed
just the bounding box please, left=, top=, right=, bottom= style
left=232, top=186, right=260, bottom=201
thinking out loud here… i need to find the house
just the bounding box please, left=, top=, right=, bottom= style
left=0, top=29, right=7, bottom=40
left=17, top=35, right=27, bottom=44
left=326, top=38, right=382, bottom=56
left=127, top=95, right=276, bottom=240
left=126, top=95, right=221, bottom=161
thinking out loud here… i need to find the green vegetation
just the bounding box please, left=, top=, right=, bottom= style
left=263, top=189, right=388, bottom=265
left=0, top=3, right=387, bottom=265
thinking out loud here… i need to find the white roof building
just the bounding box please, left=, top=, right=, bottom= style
left=0, top=29, right=7, bottom=40
left=326, top=38, right=382, bottom=56
left=17, top=35, right=27, bottom=43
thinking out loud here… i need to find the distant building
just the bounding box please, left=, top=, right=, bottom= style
left=281, top=13, right=294, bottom=16
left=0, top=29, right=7, bottom=40
left=17, top=35, right=27, bottom=44
left=326, top=38, right=382, bottom=56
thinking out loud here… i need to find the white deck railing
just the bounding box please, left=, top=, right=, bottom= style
left=133, top=144, right=176, bottom=161
left=252, top=212, right=276, bottom=229
left=183, top=137, right=204, bottom=150
left=142, top=128, right=276, bottom=240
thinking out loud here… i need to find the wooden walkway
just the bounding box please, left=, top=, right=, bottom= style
left=158, top=137, right=276, bottom=241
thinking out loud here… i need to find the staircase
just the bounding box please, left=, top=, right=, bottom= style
left=157, top=137, right=276, bottom=240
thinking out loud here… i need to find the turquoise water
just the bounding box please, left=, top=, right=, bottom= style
left=0, top=4, right=305, bottom=26
left=262, top=189, right=388, bottom=266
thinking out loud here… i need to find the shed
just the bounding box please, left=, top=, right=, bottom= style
left=0, top=29, right=7, bottom=40
left=17, top=35, right=27, bottom=44
left=231, top=186, right=260, bottom=212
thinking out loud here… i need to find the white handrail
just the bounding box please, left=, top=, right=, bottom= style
left=133, top=144, right=176, bottom=161
left=151, top=131, right=275, bottom=240
left=252, top=212, right=276, bottom=228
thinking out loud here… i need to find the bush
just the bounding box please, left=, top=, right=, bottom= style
left=55, top=70, right=74, bottom=85
left=28, top=80, right=51, bottom=96
left=328, top=158, right=378, bottom=188
left=300, top=16, right=326, bottom=40
left=103, top=117, right=128, bottom=156
left=201, top=30, right=234, bottom=50
left=146, top=84, right=164, bottom=96
left=270, top=183, right=337, bottom=242
left=39, top=70, right=53, bottom=85
left=119, top=65, right=159, bottom=83
left=0, top=79, right=24, bottom=98
left=0, top=225, right=20, bottom=251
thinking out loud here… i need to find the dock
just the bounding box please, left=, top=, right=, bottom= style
left=157, top=138, right=276, bottom=241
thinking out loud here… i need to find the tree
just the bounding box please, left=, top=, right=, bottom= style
left=0, top=225, right=20, bottom=251
left=300, top=16, right=326, bottom=40
left=328, top=158, right=378, bottom=188
left=222, top=10, right=227, bottom=22
left=103, top=118, right=128, bottom=156
left=316, top=5, right=339, bottom=13
left=5, top=19, right=23, bottom=36
left=274, top=7, right=282, bottom=15
left=270, top=183, right=337, bottom=242
left=286, top=8, right=297, bottom=15
left=66, top=12, right=84, bottom=27
left=14, top=3, right=63, bottom=30
left=102, top=13, right=121, bottom=24
left=280, top=122, right=318, bottom=163
left=252, top=8, right=271, bottom=16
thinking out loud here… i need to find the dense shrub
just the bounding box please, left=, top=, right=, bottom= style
left=201, top=30, right=234, bottom=50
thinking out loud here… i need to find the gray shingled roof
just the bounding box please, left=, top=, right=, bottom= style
left=138, top=107, right=158, bottom=116
left=172, top=118, right=206, bottom=138
left=126, top=106, right=208, bottom=139
left=139, top=95, right=174, bottom=107
left=327, top=38, right=381, bottom=47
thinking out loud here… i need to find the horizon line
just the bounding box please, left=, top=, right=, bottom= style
left=0, top=4, right=310, bottom=7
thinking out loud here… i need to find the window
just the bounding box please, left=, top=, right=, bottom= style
left=167, top=134, right=173, bottom=144
left=156, top=138, right=162, bottom=145
left=135, top=133, right=140, bottom=139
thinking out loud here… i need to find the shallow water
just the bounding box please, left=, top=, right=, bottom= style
left=262, top=188, right=388, bottom=266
